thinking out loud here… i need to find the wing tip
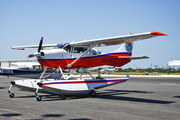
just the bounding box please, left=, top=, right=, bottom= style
left=11, top=47, right=25, bottom=50
left=151, top=31, right=168, bottom=36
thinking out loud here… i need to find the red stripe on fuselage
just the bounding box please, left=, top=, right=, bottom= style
left=39, top=53, right=131, bottom=69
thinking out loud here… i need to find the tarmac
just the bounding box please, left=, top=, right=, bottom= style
left=0, top=75, right=180, bottom=120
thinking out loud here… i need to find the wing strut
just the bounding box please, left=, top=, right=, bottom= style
left=39, top=67, right=47, bottom=79
left=67, top=42, right=97, bottom=68
left=58, top=66, right=66, bottom=80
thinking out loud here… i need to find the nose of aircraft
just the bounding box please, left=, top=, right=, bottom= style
left=27, top=52, right=44, bottom=58
left=27, top=37, right=44, bottom=58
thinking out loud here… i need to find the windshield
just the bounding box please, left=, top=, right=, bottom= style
left=54, top=43, right=69, bottom=49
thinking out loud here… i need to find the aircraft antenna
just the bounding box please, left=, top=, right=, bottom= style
left=71, top=39, right=75, bottom=43
left=83, top=37, right=87, bottom=41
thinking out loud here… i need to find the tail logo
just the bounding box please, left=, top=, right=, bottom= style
left=125, top=42, right=133, bottom=52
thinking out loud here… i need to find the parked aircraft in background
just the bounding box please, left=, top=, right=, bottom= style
left=167, top=60, right=180, bottom=66
left=100, top=67, right=117, bottom=74
left=0, top=60, right=61, bottom=78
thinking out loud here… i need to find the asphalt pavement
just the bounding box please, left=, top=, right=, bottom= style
left=0, top=75, right=179, bottom=120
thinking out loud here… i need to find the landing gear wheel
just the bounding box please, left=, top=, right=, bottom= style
left=66, top=97, right=71, bottom=100
left=89, top=90, right=96, bottom=97
left=36, top=96, right=42, bottom=101
left=9, top=93, right=15, bottom=98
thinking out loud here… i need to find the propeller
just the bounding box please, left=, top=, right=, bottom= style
left=27, top=37, right=45, bottom=70
left=27, top=37, right=44, bottom=58
left=38, top=37, right=43, bottom=52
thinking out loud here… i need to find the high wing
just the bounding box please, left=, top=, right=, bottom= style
left=70, top=31, right=167, bottom=47
left=11, top=44, right=57, bottom=50
left=11, top=31, right=167, bottom=50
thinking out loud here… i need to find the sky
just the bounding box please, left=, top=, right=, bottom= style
left=0, top=0, right=179, bottom=69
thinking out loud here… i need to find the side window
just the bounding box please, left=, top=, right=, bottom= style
left=73, top=47, right=78, bottom=53
left=84, top=48, right=91, bottom=55
left=73, top=47, right=91, bottom=54
left=92, top=49, right=97, bottom=55
left=74, top=47, right=84, bottom=53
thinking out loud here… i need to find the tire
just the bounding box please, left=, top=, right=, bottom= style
left=36, top=96, right=42, bottom=101
left=89, top=90, right=96, bottom=97
left=9, top=93, right=15, bottom=98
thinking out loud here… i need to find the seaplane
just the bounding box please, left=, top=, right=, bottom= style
left=8, top=31, right=167, bottom=101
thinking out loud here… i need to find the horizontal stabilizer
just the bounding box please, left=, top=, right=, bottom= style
left=118, top=56, right=149, bottom=60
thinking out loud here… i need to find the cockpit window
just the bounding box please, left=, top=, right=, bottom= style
left=63, top=44, right=71, bottom=52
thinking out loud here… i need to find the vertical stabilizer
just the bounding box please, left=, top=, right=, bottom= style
left=112, top=42, right=133, bottom=53
left=126, top=73, right=130, bottom=79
